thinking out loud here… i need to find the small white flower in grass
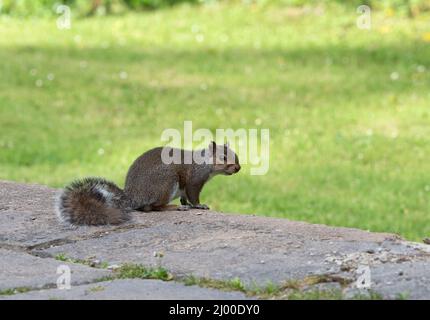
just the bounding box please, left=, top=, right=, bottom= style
left=47, top=73, right=55, bottom=81
left=390, top=72, right=399, bottom=81
left=255, top=118, right=262, bottom=126
left=195, top=34, right=205, bottom=43
left=96, top=5, right=106, bottom=16
left=35, top=79, right=43, bottom=87
left=119, top=71, right=128, bottom=80
left=244, top=66, right=253, bottom=74
left=253, top=40, right=261, bottom=49
left=220, top=34, right=229, bottom=43
left=73, top=35, right=82, bottom=44
left=417, top=65, right=426, bottom=73
left=97, top=148, right=105, bottom=156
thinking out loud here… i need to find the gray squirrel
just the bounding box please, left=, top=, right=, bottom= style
left=55, top=141, right=241, bottom=226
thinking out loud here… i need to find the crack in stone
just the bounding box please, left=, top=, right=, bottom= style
left=0, top=223, right=149, bottom=253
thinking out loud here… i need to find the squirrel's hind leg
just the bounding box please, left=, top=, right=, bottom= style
left=152, top=204, right=180, bottom=211
left=135, top=205, right=152, bottom=212
left=136, top=204, right=183, bottom=211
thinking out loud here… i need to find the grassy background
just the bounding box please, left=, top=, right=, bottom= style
left=1, top=2, right=429, bottom=240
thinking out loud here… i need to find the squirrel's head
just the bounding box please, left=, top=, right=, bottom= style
left=208, top=141, right=241, bottom=175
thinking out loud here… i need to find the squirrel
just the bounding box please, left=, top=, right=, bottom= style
left=55, top=141, right=241, bottom=226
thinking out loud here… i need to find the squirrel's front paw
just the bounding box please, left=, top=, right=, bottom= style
left=177, top=205, right=192, bottom=211
left=192, top=204, right=210, bottom=210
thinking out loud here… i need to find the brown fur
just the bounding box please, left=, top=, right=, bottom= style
left=65, top=193, right=126, bottom=225
left=56, top=142, right=240, bottom=226
left=56, top=177, right=131, bottom=226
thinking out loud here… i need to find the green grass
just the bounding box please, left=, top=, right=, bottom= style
left=1, top=2, right=429, bottom=240
left=54, top=253, right=110, bottom=268
left=184, top=275, right=247, bottom=292
left=115, top=263, right=173, bottom=280
left=285, top=288, right=383, bottom=300
left=87, top=285, right=106, bottom=293
left=0, top=287, right=31, bottom=296
left=182, top=274, right=386, bottom=299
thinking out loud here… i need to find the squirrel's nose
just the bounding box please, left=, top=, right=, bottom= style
left=235, top=164, right=241, bottom=172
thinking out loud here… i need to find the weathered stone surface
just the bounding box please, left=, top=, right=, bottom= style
left=40, top=224, right=430, bottom=293
left=0, top=181, right=128, bottom=248
left=2, top=279, right=250, bottom=300
left=0, top=249, right=109, bottom=291
left=1, top=181, right=430, bottom=299
left=362, top=260, right=430, bottom=300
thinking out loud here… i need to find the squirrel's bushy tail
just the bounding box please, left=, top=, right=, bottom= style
left=55, top=177, right=131, bottom=226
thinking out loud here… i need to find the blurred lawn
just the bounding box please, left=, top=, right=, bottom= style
left=0, top=3, right=429, bottom=240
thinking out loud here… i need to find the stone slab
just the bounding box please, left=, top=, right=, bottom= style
left=2, top=181, right=430, bottom=299
left=39, top=221, right=430, bottom=296
left=0, top=249, right=110, bottom=291
left=362, top=260, right=430, bottom=300
left=0, top=180, right=133, bottom=248
left=1, top=279, right=251, bottom=300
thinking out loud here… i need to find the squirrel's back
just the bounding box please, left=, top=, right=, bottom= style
left=56, top=177, right=131, bottom=226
